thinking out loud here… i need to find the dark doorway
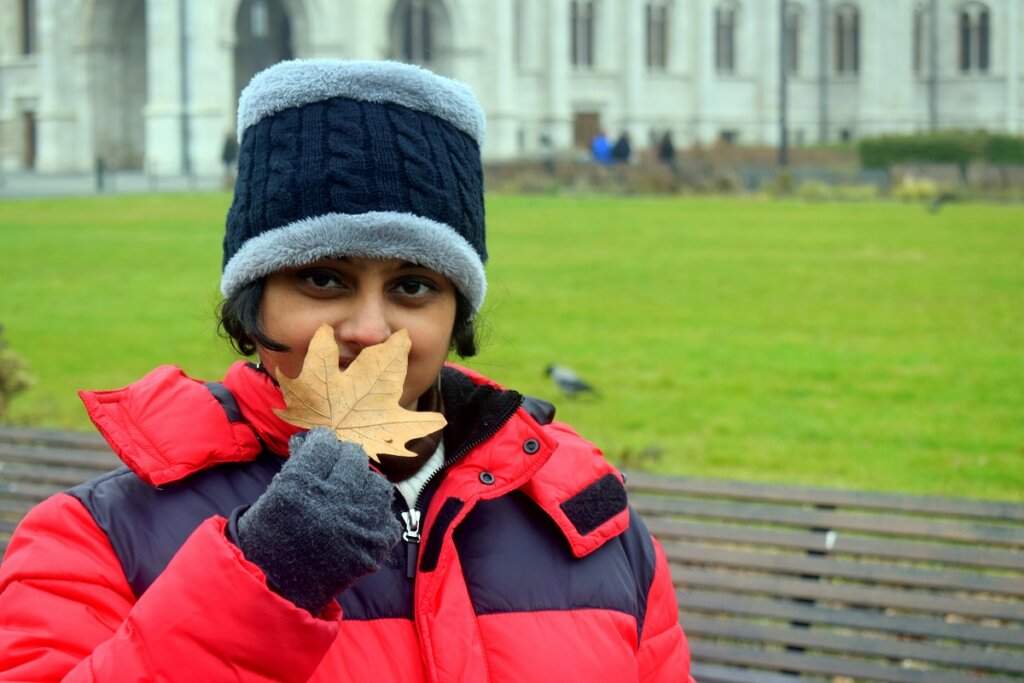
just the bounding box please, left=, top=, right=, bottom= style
left=573, top=111, right=600, bottom=151
left=234, top=0, right=294, bottom=106
left=22, top=112, right=36, bottom=169
left=389, top=0, right=453, bottom=75
left=89, top=0, right=147, bottom=169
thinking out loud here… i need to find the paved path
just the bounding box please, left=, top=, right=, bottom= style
left=0, top=171, right=224, bottom=199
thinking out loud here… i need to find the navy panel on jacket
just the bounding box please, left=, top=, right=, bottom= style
left=67, top=455, right=284, bottom=597
left=453, top=492, right=657, bottom=638
left=68, top=456, right=417, bottom=620
left=338, top=549, right=414, bottom=620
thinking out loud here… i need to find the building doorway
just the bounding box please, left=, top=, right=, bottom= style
left=234, top=0, right=294, bottom=107
left=89, top=0, right=147, bottom=169
left=573, top=111, right=600, bottom=151
left=21, top=112, right=36, bottom=170
left=388, top=0, right=453, bottom=76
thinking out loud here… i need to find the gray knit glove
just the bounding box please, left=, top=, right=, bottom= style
left=235, top=427, right=402, bottom=614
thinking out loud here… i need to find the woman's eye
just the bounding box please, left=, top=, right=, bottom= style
left=395, top=279, right=435, bottom=297
left=302, top=271, right=342, bottom=289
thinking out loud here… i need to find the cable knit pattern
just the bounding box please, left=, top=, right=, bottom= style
left=265, top=107, right=300, bottom=230
left=223, top=129, right=255, bottom=269
left=221, top=59, right=488, bottom=312
left=445, top=125, right=488, bottom=262
left=325, top=99, right=373, bottom=215
left=298, top=103, right=329, bottom=220
left=417, top=115, right=460, bottom=230
left=388, top=106, right=445, bottom=224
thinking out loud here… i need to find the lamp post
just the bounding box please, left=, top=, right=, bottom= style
left=779, top=0, right=790, bottom=166
left=179, top=0, right=193, bottom=180
left=928, top=0, right=939, bottom=131
left=818, top=0, right=829, bottom=144
left=0, top=54, right=6, bottom=190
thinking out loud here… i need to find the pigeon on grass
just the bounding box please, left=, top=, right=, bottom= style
left=545, top=364, right=599, bottom=399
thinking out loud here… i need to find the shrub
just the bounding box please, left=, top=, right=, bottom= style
left=984, top=134, right=1024, bottom=165
left=707, top=171, right=742, bottom=194
left=797, top=180, right=833, bottom=202
left=834, top=183, right=881, bottom=202
left=0, top=325, right=34, bottom=423
left=763, top=171, right=797, bottom=198
left=858, top=131, right=1024, bottom=169
left=892, top=176, right=940, bottom=202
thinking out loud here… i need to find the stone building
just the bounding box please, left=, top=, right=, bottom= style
left=0, top=0, right=1021, bottom=174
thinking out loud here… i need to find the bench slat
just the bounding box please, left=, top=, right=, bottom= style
left=679, top=589, right=1024, bottom=648
left=0, top=443, right=118, bottom=470
left=0, top=482, right=82, bottom=506
left=689, top=639, right=1024, bottom=683
left=634, top=494, right=1024, bottom=548
left=690, top=662, right=828, bottom=683
left=663, top=540, right=1024, bottom=597
left=626, top=471, right=1024, bottom=522
left=684, top=614, right=1024, bottom=675
left=0, top=462, right=114, bottom=489
left=675, top=566, right=1024, bottom=622
left=646, top=517, right=1024, bottom=571
left=0, top=427, right=110, bottom=451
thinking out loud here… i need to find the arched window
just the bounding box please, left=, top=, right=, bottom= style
left=784, top=3, right=802, bottom=75
left=390, top=0, right=452, bottom=72
left=250, top=0, right=270, bottom=38
left=715, top=1, right=739, bottom=74
left=834, top=3, right=860, bottom=75
left=959, top=2, right=990, bottom=73
left=646, top=1, right=670, bottom=71
left=20, top=0, right=37, bottom=54
left=570, top=0, right=595, bottom=68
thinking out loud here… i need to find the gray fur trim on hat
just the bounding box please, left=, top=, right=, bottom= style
left=236, top=59, right=486, bottom=145
left=220, top=211, right=487, bottom=313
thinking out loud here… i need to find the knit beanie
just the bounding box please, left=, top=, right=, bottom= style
left=221, top=59, right=488, bottom=313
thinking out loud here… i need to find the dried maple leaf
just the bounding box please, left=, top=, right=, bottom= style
left=274, top=324, right=447, bottom=462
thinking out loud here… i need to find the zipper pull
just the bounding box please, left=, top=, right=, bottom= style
left=401, top=509, right=421, bottom=579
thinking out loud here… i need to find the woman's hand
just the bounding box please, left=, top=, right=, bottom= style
left=235, top=427, right=402, bottom=614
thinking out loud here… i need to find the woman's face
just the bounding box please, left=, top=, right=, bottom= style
left=258, top=257, right=457, bottom=410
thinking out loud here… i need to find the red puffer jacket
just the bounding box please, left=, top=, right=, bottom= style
left=0, top=362, right=693, bottom=682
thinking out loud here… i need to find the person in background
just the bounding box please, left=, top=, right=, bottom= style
left=591, top=128, right=613, bottom=164
left=612, top=131, right=633, bottom=164
left=658, top=131, right=676, bottom=166
left=0, top=59, right=693, bottom=682
left=540, top=132, right=556, bottom=175
left=658, top=130, right=680, bottom=179
left=221, top=130, right=240, bottom=189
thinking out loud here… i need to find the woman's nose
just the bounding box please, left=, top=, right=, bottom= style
left=337, top=296, right=392, bottom=351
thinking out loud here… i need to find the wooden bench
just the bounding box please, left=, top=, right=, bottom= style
left=625, top=471, right=1024, bottom=683
left=1, top=426, right=1022, bottom=681
left=0, top=426, right=120, bottom=554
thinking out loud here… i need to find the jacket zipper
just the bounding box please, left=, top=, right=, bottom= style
left=400, top=508, right=421, bottom=579
left=400, top=398, right=523, bottom=579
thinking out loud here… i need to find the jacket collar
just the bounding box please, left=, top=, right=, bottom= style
left=80, top=362, right=629, bottom=554
left=433, top=365, right=631, bottom=558
left=78, top=362, right=272, bottom=486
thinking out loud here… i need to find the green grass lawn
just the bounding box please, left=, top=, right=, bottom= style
left=1, top=193, right=1021, bottom=501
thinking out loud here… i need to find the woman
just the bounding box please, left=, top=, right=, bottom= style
left=0, top=59, right=693, bottom=682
